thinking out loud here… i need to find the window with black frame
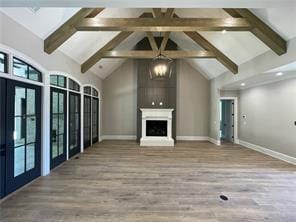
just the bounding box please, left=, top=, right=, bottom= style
left=69, top=79, right=80, bottom=92
left=13, top=57, right=42, bottom=82
left=0, top=52, right=8, bottom=73
left=50, top=75, right=66, bottom=88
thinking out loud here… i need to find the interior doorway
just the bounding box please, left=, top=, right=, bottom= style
left=219, top=97, right=238, bottom=144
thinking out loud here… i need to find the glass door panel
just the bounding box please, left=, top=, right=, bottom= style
left=92, top=98, right=99, bottom=144
left=69, top=92, right=80, bottom=158
left=84, top=96, right=91, bottom=148
left=5, top=80, right=41, bottom=195
left=50, top=88, right=67, bottom=169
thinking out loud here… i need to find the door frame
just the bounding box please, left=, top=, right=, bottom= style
left=50, top=87, right=67, bottom=169
left=219, top=97, right=238, bottom=144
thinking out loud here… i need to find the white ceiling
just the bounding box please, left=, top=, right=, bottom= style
left=1, top=0, right=296, bottom=8
left=1, top=7, right=296, bottom=79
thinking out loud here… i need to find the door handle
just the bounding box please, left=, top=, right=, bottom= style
left=0, top=144, right=6, bottom=157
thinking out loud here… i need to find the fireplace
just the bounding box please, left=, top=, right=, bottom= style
left=140, top=108, right=174, bottom=146
left=146, top=120, right=167, bottom=137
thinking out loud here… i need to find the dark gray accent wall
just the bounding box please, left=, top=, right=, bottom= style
left=136, top=37, right=177, bottom=141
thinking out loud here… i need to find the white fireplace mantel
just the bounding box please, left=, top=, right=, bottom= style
left=140, top=108, right=174, bottom=147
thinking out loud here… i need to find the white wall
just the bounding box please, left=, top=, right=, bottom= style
left=102, top=59, right=211, bottom=138
left=238, top=78, right=296, bottom=158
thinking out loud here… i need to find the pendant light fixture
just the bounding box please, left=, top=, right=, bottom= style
left=149, top=33, right=173, bottom=80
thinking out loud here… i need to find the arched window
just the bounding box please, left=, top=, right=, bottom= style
left=0, top=52, right=8, bottom=73
left=13, top=57, right=42, bottom=82
left=68, top=79, right=80, bottom=92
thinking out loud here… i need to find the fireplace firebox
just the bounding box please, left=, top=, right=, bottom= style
left=146, top=120, right=167, bottom=137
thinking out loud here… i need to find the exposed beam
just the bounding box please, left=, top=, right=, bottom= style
left=75, top=17, right=252, bottom=32
left=159, top=9, right=174, bottom=51
left=167, top=13, right=238, bottom=74
left=85, top=8, right=105, bottom=18
left=164, top=8, right=175, bottom=18
left=160, top=32, right=170, bottom=51
left=146, top=32, right=159, bottom=51
left=81, top=32, right=133, bottom=73
left=153, top=8, right=163, bottom=18
left=184, top=31, right=238, bottom=74
left=101, top=50, right=216, bottom=59
left=163, top=50, right=215, bottom=59
left=224, top=8, right=287, bottom=55
left=44, top=8, right=104, bottom=54
left=81, top=13, right=153, bottom=73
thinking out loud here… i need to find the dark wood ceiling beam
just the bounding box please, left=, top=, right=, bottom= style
left=44, top=8, right=104, bottom=54
left=75, top=17, right=252, bottom=32
left=101, top=50, right=216, bottom=59
left=224, top=8, right=287, bottom=55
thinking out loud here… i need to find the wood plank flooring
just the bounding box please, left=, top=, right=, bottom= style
left=1, top=141, right=296, bottom=222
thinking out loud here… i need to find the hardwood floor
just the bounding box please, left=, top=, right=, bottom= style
left=1, top=141, right=296, bottom=222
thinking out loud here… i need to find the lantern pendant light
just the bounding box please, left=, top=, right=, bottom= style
left=149, top=33, right=173, bottom=80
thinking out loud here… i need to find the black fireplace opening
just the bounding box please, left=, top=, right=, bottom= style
left=146, top=120, right=167, bottom=137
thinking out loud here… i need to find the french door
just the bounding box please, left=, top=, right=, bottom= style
left=69, top=92, right=81, bottom=158
left=0, top=78, right=6, bottom=198
left=83, top=95, right=91, bottom=148
left=0, top=78, right=41, bottom=197
left=92, top=97, right=99, bottom=144
left=50, top=88, right=67, bottom=169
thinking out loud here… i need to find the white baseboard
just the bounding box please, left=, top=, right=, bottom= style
left=208, top=137, right=221, bottom=146
left=239, top=140, right=296, bottom=165
left=101, top=135, right=137, bottom=140
left=176, top=136, right=209, bottom=141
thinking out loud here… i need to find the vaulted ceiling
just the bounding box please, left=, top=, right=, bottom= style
left=1, top=7, right=296, bottom=79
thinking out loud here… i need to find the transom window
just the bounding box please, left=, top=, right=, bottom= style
left=0, top=52, right=8, bottom=73
left=50, top=75, right=66, bottom=88
left=69, top=79, right=80, bottom=92
left=13, top=57, right=42, bottom=82
left=84, top=86, right=99, bottom=98
left=93, top=88, right=99, bottom=97
left=84, top=86, right=92, bottom=95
